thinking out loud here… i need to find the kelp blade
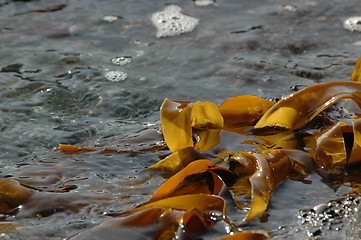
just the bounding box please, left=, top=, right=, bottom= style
left=218, top=95, right=274, bottom=127
left=148, top=160, right=233, bottom=202
left=194, top=128, right=222, bottom=152
left=229, top=150, right=311, bottom=221
left=349, top=119, right=361, bottom=165
left=191, top=101, right=223, bottom=129
left=160, top=98, right=194, bottom=152
left=350, top=56, right=361, bottom=82
left=129, top=194, right=227, bottom=215
left=314, top=122, right=349, bottom=170
left=0, top=180, right=32, bottom=213
left=254, top=82, right=361, bottom=130
left=147, top=147, right=200, bottom=173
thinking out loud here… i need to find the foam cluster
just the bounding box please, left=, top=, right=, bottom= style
left=151, top=5, right=199, bottom=38
left=344, top=17, right=361, bottom=32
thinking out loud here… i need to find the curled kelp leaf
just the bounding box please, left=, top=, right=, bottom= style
left=349, top=119, right=361, bottom=165
left=314, top=122, right=349, bottom=171
left=0, top=179, right=33, bottom=214
left=181, top=208, right=210, bottom=236
left=314, top=119, right=361, bottom=170
left=218, top=95, right=274, bottom=127
left=160, top=98, right=194, bottom=152
left=148, top=160, right=235, bottom=203
left=194, top=128, right=222, bottom=152
left=229, top=150, right=313, bottom=221
left=128, top=194, right=227, bottom=217
left=217, top=231, right=269, bottom=240
left=161, top=98, right=223, bottom=152
left=191, top=101, right=223, bottom=129
left=147, top=147, right=200, bottom=173
left=350, top=56, right=361, bottom=82
left=254, top=82, right=361, bottom=131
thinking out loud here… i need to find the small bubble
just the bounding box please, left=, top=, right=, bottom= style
left=283, top=4, right=297, bottom=12
left=111, top=56, right=132, bottom=66
left=104, top=71, right=128, bottom=82
left=194, top=0, right=215, bottom=7
left=343, top=17, right=361, bottom=32
left=103, top=15, right=121, bottom=22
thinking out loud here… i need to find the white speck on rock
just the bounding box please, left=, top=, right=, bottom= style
left=151, top=5, right=199, bottom=38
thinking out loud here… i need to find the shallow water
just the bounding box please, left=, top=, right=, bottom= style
left=1, top=0, right=361, bottom=239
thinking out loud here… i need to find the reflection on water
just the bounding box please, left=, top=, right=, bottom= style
left=1, top=0, right=361, bottom=239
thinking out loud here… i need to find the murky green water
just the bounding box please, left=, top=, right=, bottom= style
left=1, top=0, right=361, bottom=239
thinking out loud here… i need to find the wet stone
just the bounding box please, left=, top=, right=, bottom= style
left=151, top=5, right=199, bottom=38
left=344, top=17, right=361, bottom=32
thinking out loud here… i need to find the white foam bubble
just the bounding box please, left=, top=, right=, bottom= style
left=104, top=70, right=128, bottom=82
left=194, top=0, right=215, bottom=7
left=344, top=17, right=361, bottom=32
left=103, top=15, right=120, bottom=22
left=151, top=5, right=199, bottom=38
left=111, top=56, right=132, bottom=66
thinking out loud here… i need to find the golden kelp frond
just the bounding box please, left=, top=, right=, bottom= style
left=191, top=101, right=223, bottom=129
left=160, top=99, right=224, bottom=152
left=55, top=144, right=96, bottom=152
left=147, top=147, right=200, bottom=173
left=218, top=95, right=274, bottom=127
left=148, top=160, right=235, bottom=203
left=217, top=231, right=269, bottom=240
left=160, top=98, right=194, bottom=152
left=242, top=131, right=299, bottom=150
left=72, top=202, right=228, bottom=240
left=350, top=56, right=361, bottom=82
left=194, top=128, right=222, bottom=152
left=349, top=119, right=361, bottom=165
left=314, top=122, right=349, bottom=171
left=129, top=194, right=227, bottom=216
left=314, top=119, right=361, bottom=170
left=229, top=149, right=312, bottom=221
left=254, top=82, right=361, bottom=131
left=181, top=208, right=210, bottom=236
left=0, top=180, right=33, bottom=214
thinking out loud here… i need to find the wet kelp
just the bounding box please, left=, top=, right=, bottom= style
left=3, top=58, right=361, bottom=239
